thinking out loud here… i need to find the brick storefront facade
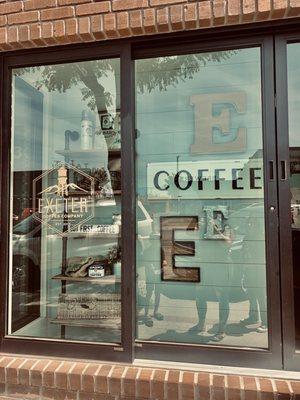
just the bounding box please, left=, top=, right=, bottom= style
left=0, top=1, right=300, bottom=399
left=0, top=355, right=300, bottom=400
left=0, top=0, right=298, bottom=51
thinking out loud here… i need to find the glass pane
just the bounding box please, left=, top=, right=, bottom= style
left=9, top=58, right=122, bottom=343
left=135, top=48, right=268, bottom=348
left=287, top=42, right=300, bottom=351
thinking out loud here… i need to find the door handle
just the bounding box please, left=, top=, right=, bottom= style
left=269, top=160, right=274, bottom=181
left=280, top=160, right=287, bottom=181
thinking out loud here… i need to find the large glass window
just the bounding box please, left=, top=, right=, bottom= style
left=135, top=48, right=268, bottom=348
left=9, top=58, right=122, bottom=343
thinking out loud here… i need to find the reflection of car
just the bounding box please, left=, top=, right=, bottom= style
left=228, top=202, right=264, bottom=255
left=11, top=199, right=153, bottom=331
left=13, top=199, right=153, bottom=263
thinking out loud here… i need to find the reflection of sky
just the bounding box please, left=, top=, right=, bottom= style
left=136, top=47, right=262, bottom=162
left=12, top=60, right=120, bottom=172
left=288, top=43, right=300, bottom=147
left=135, top=51, right=267, bottom=347
left=136, top=48, right=263, bottom=195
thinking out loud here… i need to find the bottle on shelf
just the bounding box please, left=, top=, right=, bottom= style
left=80, top=110, right=94, bottom=150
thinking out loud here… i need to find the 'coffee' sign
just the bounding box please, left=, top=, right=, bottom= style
left=147, top=158, right=263, bottom=200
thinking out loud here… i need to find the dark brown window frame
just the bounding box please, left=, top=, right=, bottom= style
left=0, top=19, right=300, bottom=369
left=0, top=43, right=135, bottom=364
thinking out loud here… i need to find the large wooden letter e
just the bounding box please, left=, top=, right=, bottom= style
left=160, top=216, right=200, bottom=282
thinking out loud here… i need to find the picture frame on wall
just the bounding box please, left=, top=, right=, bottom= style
left=98, top=111, right=121, bottom=150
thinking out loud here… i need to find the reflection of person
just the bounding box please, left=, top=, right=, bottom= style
left=189, top=255, right=245, bottom=342
left=139, top=215, right=237, bottom=341
left=240, top=271, right=267, bottom=333
left=190, top=285, right=231, bottom=342
left=189, top=211, right=268, bottom=341
left=233, top=205, right=268, bottom=334
left=143, top=262, right=164, bottom=327
left=138, top=204, right=268, bottom=342
left=188, top=219, right=234, bottom=341
left=137, top=251, right=164, bottom=327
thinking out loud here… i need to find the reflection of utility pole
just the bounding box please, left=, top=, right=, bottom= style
left=65, top=130, right=78, bottom=184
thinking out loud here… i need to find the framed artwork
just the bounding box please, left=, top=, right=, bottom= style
left=98, top=111, right=121, bottom=150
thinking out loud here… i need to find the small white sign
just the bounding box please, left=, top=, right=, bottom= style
left=77, top=224, right=119, bottom=234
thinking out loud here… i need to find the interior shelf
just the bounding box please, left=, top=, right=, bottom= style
left=55, top=149, right=120, bottom=158
left=51, top=318, right=120, bottom=328
left=52, top=274, right=121, bottom=284
left=108, top=149, right=121, bottom=158
left=52, top=142, right=122, bottom=336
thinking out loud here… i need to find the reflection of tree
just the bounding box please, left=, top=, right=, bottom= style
left=15, top=51, right=236, bottom=144
left=135, top=52, right=236, bottom=93
left=15, top=60, right=117, bottom=114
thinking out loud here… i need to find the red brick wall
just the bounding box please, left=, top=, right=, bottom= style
left=0, top=355, right=300, bottom=399
left=0, top=0, right=299, bottom=51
